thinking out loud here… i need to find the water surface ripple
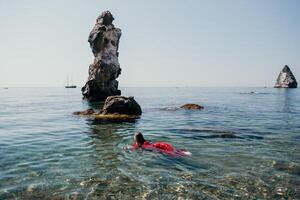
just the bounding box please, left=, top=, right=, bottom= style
left=0, top=87, right=299, bottom=199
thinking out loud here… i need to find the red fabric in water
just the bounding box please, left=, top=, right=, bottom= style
left=132, top=141, right=189, bottom=156
left=145, top=141, right=175, bottom=151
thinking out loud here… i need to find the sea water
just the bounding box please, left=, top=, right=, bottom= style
left=0, top=87, right=299, bottom=199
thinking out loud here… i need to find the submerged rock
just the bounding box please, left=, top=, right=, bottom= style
left=93, top=114, right=140, bottom=121
left=82, top=11, right=122, bottom=101
left=159, top=107, right=180, bottom=111
left=274, top=65, right=297, bottom=88
left=100, top=96, right=142, bottom=115
left=73, top=108, right=96, bottom=116
left=272, top=160, right=300, bottom=175
left=180, top=104, right=204, bottom=110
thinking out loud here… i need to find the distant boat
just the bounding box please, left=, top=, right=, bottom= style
left=65, top=77, right=77, bottom=88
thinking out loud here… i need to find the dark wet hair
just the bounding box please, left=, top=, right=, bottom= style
left=134, top=132, right=145, bottom=147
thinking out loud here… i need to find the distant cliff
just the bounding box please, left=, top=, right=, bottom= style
left=274, top=65, right=297, bottom=88
left=82, top=11, right=122, bottom=101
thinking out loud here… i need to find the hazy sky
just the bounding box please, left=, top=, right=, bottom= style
left=0, top=0, right=299, bottom=87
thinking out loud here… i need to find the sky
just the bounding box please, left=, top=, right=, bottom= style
left=0, top=0, right=299, bottom=87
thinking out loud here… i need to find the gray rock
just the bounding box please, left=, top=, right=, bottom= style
left=274, top=65, right=297, bottom=88
left=100, top=96, right=142, bottom=115
left=82, top=11, right=122, bottom=101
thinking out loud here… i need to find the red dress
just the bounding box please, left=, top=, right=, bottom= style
left=133, top=141, right=191, bottom=157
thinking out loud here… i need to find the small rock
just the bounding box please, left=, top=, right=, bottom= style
left=180, top=104, right=204, bottom=110
left=100, top=96, right=142, bottom=115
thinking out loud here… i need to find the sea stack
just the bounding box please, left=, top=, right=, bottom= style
left=274, top=65, right=298, bottom=88
left=82, top=11, right=122, bottom=101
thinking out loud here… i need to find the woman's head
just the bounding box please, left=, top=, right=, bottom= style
left=134, top=132, right=145, bottom=147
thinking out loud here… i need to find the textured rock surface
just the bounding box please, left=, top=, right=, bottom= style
left=274, top=65, right=297, bottom=88
left=72, top=106, right=140, bottom=121
left=100, top=96, right=142, bottom=115
left=181, top=104, right=204, bottom=110
left=82, top=11, right=122, bottom=101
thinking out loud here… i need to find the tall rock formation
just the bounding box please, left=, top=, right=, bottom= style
left=82, top=11, right=122, bottom=101
left=274, top=65, right=298, bottom=88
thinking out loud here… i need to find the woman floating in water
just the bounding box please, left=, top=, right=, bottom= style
left=131, top=132, right=191, bottom=157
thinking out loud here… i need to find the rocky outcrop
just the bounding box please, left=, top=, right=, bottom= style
left=100, top=96, right=142, bottom=115
left=274, top=65, right=297, bottom=88
left=181, top=104, right=204, bottom=110
left=82, top=11, right=122, bottom=101
left=73, top=96, right=142, bottom=121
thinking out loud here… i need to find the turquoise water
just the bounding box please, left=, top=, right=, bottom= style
left=0, top=87, right=299, bottom=199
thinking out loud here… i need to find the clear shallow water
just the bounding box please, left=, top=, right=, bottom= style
left=0, top=87, right=299, bottom=199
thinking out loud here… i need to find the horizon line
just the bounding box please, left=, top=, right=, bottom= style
left=0, top=85, right=281, bottom=88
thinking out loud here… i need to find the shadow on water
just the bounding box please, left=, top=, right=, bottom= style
left=165, top=128, right=264, bottom=140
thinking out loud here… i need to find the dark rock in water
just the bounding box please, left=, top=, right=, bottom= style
left=82, top=11, right=122, bottom=101
left=73, top=96, right=142, bottom=121
left=181, top=104, right=204, bottom=110
left=73, top=108, right=95, bottom=115
left=274, top=65, right=297, bottom=88
left=100, top=96, right=142, bottom=115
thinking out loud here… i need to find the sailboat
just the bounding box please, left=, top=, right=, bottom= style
left=65, top=77, right=77, bottom=88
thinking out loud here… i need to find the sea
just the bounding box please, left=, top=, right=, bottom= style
left=0, top=87, right=299, bottom=199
